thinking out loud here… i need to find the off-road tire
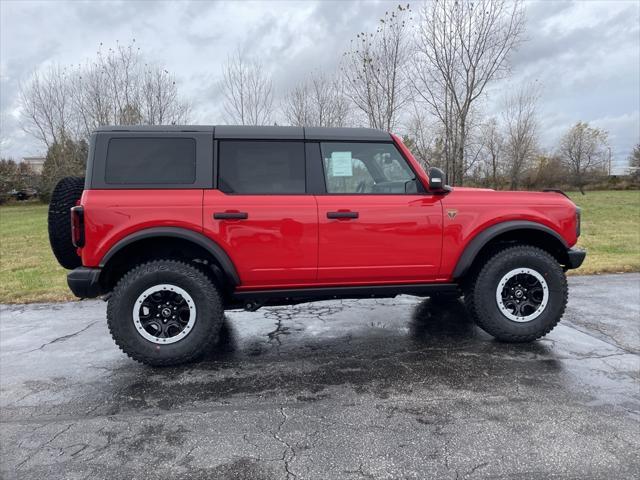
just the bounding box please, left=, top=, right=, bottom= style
left=107, top=260, right=223, bottom=366
left=464, top=246, right=568, bottom=342
left=48, top=176, right=85, bottom=269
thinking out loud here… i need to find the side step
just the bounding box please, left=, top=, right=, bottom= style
left=232, top=283, right=459, bottom=310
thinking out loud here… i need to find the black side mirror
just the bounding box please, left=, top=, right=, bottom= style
left=427, top=167, right=449, bottom=193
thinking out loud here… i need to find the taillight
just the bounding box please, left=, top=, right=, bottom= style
left=71, top=206, right=85, bottom=247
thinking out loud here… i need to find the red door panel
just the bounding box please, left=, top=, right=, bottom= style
left=203, top=190, right=318, bottom=287
left=316, top=195, right=443, bottom=284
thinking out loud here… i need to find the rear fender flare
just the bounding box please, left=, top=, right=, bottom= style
left=99, top=227, right=240, bottom=286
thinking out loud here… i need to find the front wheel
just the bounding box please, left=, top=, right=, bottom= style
left=464, top=246, right=568, bottom=342
left=107, top=260, right=223, bottom=366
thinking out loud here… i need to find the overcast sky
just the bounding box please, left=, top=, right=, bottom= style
left=1, top=0, right=638, bottom=172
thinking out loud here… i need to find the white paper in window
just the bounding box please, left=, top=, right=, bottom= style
left=330, top=151, right=353, bottom=177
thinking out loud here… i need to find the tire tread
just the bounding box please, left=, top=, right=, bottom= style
left=107, top=259, right=223, bottom=366
left=48, top=176, right=85, bottom=269
left=464, top=245, right=568, bottom=342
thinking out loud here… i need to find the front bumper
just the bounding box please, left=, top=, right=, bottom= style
left=67, top=267, right=102, bottom=298
left=566, top=248, right=586, bottom=270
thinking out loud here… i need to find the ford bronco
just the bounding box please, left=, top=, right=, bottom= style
left=48, top=125, right=585, bottom=366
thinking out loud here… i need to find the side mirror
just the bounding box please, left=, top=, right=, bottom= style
left=427, top=167, right=449, bottom=193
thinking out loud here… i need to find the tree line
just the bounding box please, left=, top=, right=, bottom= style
left=8, top=1, right=639, bottom=202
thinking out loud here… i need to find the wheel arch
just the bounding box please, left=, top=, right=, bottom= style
left=453, top=221, right=569, bottom=280
left=99, top=227, right=240, bottom=293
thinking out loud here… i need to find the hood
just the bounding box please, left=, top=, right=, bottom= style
left=445, top=187, right=577, bottom=208
left=450, top=187, right=496, bottom=192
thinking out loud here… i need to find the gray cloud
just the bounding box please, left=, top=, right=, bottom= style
left=1, top=0, right=638, bottom=171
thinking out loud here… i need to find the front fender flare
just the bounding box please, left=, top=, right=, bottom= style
left=452, top=220, right=568, bottom=279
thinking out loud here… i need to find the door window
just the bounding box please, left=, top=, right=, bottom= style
left=320, top=142, right=415, bottom=194
left=218, top=141, right=305, bottom=194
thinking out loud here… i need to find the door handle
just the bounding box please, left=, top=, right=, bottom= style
left=214, top=211, right=248, bottom=220
left=327, top=211, right=359, bottom=219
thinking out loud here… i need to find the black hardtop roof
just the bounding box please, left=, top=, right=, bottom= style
left=94, top=125, right=392, bottom=142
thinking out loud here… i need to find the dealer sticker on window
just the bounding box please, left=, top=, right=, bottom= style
left=330, top=151, right=353, bottom=177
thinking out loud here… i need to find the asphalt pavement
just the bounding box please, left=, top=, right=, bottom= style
left=1, top=273, right=639, bottom=479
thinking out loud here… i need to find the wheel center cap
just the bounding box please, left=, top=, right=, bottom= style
left=515, top=290, right=524, bottom=298
left=161, top=307, right=172, bottom=318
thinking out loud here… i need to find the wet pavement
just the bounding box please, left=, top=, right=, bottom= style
left=1, top=273, right=639, bottom=480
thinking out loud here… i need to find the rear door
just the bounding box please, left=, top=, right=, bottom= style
left=313, top=141, right=443, bottom=284
left=202, top=140, right=318, bottom=288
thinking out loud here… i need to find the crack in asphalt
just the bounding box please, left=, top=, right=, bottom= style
left=15, top=422, right=76, bottom=470
left=42, top=422, right=74, bottom=446
left=266, top=313, right=291, bottom=348
left=25, top=321, right=99, bottom=353
left=271, top=407, right=298, bottom=480
left=564, top=320, right=639, bottom=355
left=344, top=461, right=375, bottom=479
left=466, top=461, right=489, bottom=477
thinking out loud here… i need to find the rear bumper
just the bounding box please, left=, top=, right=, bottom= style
left=67, top=267, right=102, bottom=298
left=566, top=248, right=586, bottom=270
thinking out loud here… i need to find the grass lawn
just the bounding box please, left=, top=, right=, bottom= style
left=569, top=190, right=640, bottom=275
left=0, top=202, right=75, bottom=303
left=0, top=190, right=638, bottom=304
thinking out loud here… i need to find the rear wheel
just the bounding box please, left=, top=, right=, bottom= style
left=107, top=260, right=223, bottom=366
left=464, top=246, right=567, bottom=342
left=48, top=176, right=85, bottom=269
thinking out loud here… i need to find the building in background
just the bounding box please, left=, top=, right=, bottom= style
left=22, top=156, right=45, bottom=174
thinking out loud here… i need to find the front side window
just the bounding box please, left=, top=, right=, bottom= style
left=320, top=142, right=415, bottom=194
left=218, top=141, right=306, bottom=194
left=105, top=137, right=196, bottom=184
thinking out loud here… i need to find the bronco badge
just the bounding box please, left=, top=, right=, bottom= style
left=447, top=209, right=458, bottom=220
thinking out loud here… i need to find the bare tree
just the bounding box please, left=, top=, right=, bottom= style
left=412, top=0, right=525, bottom=185
left=21, top=41, right=191, bottom=148
left=73, top=42, right=190, bottom=134
left=221, top=51, right=274, bottom=125
left=283, top=73, right=350, bottom=127
left=503, top=83, right=540, bottom=190
left=480, top=118, right=504, bottom=189
left=342, top=4, right=413, bottom=130
left=20, top=65, right=76, bottom=148
left=283, top=82, right=311, bottom=127
left=140, top=66, right=191, bottom=125
left=558, top=122, right=609, bottom=194
left=405, top=107, right=439, bottom=170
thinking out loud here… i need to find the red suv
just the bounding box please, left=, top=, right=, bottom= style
left=48, top=126, right=585, bottom=366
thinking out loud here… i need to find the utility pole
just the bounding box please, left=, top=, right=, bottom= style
left=608, top=147, right=612, bottom=176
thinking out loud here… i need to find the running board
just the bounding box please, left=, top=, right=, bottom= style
left=231, top=283, right=459, bottom=310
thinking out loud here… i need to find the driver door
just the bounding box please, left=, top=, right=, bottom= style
left=314, top=141, right=443, bottom=284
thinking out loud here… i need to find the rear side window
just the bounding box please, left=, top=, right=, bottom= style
left=218, top=141, right=305, bottom=194
left=105, top=138, right=196, bottom=184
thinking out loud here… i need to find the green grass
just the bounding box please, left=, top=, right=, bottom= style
left=0, top=203, right=75, bottom=304
left=568, top=190, right=640, bottom=275
left=0, top=190, right=638, bottom=304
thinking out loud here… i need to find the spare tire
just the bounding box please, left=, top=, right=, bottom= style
left=48, top=176, right=85, bottom=269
